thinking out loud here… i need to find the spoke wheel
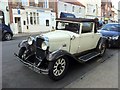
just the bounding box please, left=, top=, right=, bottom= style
left=100, top=43, right=106, bottom=55
left=48, top=56, right=69, bottom=81
left=97, top=42, right=106, bottom=56
left=18, top=47, right=26, bottom=59
left=4, top=33, right=12, bottom=41
left=53, top=58, right=66, bottom=76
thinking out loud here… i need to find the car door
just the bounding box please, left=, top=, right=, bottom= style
left=78, top=22, right=95, bottom=53
left=69, top=23, right=81, bottom=54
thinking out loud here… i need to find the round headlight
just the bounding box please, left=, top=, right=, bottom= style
left=27, top=36, right=34, bottom=45
left=41, top=41, right=48, bottom=50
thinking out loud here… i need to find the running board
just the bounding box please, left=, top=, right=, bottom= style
left=78, top=52, right=100, bottom=62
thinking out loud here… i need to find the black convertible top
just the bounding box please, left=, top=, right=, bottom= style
left=56, top=18, right=97, bottom=23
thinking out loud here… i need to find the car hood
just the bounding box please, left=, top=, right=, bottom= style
left=99, top=30, right=120, bottom=37
left=41, top=30, right=78, bottom=52
left=42, top=30, right=78, bottom=40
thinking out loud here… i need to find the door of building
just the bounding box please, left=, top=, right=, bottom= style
left=15, top=17, right=22, bottom=33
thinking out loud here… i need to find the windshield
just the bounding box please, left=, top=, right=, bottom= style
left=102, top=24, right=120, bottom=32
left=56, top=21, right=80, bottom=34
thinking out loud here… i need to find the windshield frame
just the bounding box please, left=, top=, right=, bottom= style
left=56, top=20, right=80, bottom=34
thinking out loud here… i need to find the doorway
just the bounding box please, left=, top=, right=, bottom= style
left=0, top=10, right=5, bottom=24
left=15, top=17, right=22, bottom=33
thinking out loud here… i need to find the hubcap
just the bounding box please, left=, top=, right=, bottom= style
left=5, top=33, right=11, bottom=40
left=53, top=58, right=66, bottom=76
left=22, top=50, right=27, bottom=59
left=100, top=44, right=106, bottom=54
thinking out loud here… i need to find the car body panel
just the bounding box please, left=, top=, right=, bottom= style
left=99, top=23, right=120, bottom=37
left=99, top=30, right=120, bottom=37
left=0, top=24, right=13, bottom=40
left=99, top=23, right=120, bottom=47
left=42, top=30, right=71, bottom=52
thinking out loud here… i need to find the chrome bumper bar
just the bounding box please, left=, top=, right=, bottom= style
left=14, top=53, right=48, bottom=74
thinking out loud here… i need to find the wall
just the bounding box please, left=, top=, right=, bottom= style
left=0, top=0, right=10, bottom=25
left=79, top=0, right=101, bottom=19
left=57, top=1, right=85, bottom=18
left=11, top=7, right=56, bottom=34
left=118, top=1, right=120, bottom=23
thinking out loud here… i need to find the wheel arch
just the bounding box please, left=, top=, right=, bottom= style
left=47, top=50, right=76, bottom=62
left=96, top=37, right=107, bottom=48
left=18, top=40, right=28, bottom=49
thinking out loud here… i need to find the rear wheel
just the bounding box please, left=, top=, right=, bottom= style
left=3, top=33, right=12, bottom=41
left=97, top=41, right=106, bottom=56
left=48, top=56, right=69, bottom=81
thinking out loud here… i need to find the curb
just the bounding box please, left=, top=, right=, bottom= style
left=13, top=31, right=48, bottom=38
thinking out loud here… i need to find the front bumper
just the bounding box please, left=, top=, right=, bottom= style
left=14, top=53, right=48, bottom=74
left=107, top=39, right=120, bottom=47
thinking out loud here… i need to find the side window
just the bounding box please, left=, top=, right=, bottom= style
left=81, top=22, right=93, bottom=33
left=46, top=20, right=49, bottom=26
left=30, top=12, right=33, bottom=25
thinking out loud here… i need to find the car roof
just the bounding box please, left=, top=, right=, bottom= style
left=56, top=18, right=96, bottom=23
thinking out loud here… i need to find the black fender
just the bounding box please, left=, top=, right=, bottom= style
left=97, top=37, right=107, bottom=47
left=18, top=40, right=28, bottom=49
left=47, top=50, right=77, bottom=62
left=96, top=37, right=107, bottom=52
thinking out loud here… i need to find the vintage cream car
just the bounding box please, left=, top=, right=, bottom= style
left=15, top=18, right=106, bottom=81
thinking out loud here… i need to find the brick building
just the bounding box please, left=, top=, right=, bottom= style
left=101, top=0, right=113, bottom=22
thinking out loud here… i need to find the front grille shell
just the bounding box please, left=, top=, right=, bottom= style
left=36, top=37, right=46, bottom=60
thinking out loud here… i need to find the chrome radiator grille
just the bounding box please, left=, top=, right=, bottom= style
left=36, top=37, right=46, bottom=60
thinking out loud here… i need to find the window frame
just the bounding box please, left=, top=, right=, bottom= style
left=46, top=19, right=49, bottom=26
left=64, top=4, right=67, bottom=11
left=56, top=21, right=80, bottom=34
left=72, top=6, right=75, bottom=12
left=80, top=22, right=94, bottom=34
left=30, top=12, right=33, bottom=25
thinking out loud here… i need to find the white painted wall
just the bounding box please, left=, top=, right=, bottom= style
left=57, top=1, right=85, bottom=18
left=78, top=0, right=101, bottom=19
left=118, top=1, right=120, bottom=23
left=11, top=7, right=56, bottom=34
left=0, top=0, right=10, bottom=25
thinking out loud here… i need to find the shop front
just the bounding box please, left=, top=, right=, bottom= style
left=11, top=7, right=56, bottom=34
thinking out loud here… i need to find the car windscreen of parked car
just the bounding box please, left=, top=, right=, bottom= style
left=102, top=24, right=120, bottom=32
left=56, top=21, right=80, bottom=34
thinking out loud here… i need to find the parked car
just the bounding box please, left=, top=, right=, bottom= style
left=98, top=23, right=120, bottom=47
left=0, top=23, right=13, bottom=41
left=15, top=18, right=107, bottom=81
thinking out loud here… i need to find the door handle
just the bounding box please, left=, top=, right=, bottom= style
left=71, top=35, right=76, bottom=40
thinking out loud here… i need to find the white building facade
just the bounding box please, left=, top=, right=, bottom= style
left=0, top=0, right=10, bottom=25
left=118, top=1, right=120, bottom=23
left=80, top=0, right=101, bottom=20
left=57, top=0, right=85, bottom=18
left=11, top=7, right=56, bottom=34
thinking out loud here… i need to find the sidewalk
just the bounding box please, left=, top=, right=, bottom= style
left=65, top=53, right=118, bottom=88
left=14, top=31, right=48, bottom=37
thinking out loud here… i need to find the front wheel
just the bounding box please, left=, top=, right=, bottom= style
left=18, top=47, right=26, bottom=59
left=48, top=56, right=69, bottom=81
